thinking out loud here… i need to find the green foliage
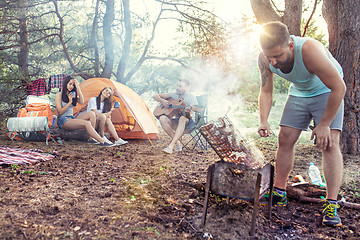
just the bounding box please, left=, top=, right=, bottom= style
left=273, top=75, right=291, bottom=94
left=301, top=19, right=327, bottom=46
left=177, top=3, right=228, bottom=62
left=350, top=171, right=360, bottom=197
left=0, top=0, right=331, bottom=113
left=0, top=67, right=29, bottom=122
left=128, top=63, right=183, bottom=96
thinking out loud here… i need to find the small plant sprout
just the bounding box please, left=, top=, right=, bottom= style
left=10, top=164, right=19, bottom=174
left=140, top=179, right=148, bottom=185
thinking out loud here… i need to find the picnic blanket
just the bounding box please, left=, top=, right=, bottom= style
left=0, top=145, right=55, bottom=165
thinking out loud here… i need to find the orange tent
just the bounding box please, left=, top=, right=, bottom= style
left=73, top=78, right=159, bottom=140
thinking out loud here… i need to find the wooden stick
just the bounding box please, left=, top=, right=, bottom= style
left=286, top=184, right=360, bottom=210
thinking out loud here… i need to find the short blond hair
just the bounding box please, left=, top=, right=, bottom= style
left=260, top=21, right=290, bottom=50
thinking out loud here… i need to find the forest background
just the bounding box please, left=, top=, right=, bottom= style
left=0, top=0, right=359, bottom=153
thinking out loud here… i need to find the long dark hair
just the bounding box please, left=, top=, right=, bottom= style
left=61, top=75, right=77, bottom=106
left=96, top=87, right=113, bottom=113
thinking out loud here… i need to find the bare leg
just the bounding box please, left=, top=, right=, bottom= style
left=62, top=118, right=104, bottom=143
left=106, top=118, right=120, bottom=141
left=77, top=111, right=97, bottom=128
left=159, top=115, right=175, bottom=138
left=77, top=112, right=99, bottom=141
left=274, top=126, right=302, bottom=190
left=323, top=130, right=343, bottom=200
left=95, top=114, right=107, bottom=138
left=167, top=116, right=189, bottom=151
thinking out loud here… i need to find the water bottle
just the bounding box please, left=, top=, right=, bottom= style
left=308, top=162, right=326, bottom=187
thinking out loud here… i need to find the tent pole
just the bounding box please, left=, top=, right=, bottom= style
left=147, top=136, right=153, bottom=145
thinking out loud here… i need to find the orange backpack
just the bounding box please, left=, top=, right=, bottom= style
left=7, top=103, right=54, bottom=144
left=17, top=103, right=54, bottom=128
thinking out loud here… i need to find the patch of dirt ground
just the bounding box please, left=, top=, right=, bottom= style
left=0, top=128, right=359, bottom=239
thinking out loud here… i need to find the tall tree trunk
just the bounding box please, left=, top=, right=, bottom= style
left=52, top=0, right=85, bottom=78
left=250, top=0, right=281, bottom=23
left=116, top=0, right=132, bottom=83
left=250, top=0, right=302, bottom=35
left=323, top=1, right=360, bottom=154
left=101, top=0, right=114, bottom=78
left=91, top=0, right=100, bottom=77
left=283, top=0, right=302, bottom=36
left=18, top=0, right=29, bottom=79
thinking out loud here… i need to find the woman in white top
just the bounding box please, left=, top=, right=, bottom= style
left=55, top=76, right=114, bottom=147
left=87, top=87, right=128, bottom=146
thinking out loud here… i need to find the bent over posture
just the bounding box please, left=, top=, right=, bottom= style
left=257, top=22, right=346, bottom=227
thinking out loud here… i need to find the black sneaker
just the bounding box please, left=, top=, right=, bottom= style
left=322, top=200, right=342, bottom=227
left=99, top=141, right=115, bottom=147
left=261, top=189, right=287, bottom=206
left=88, top=139, right=100, bottom=144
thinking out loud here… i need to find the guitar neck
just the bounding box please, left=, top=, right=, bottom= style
left=170, top=105, right=186, bottom=109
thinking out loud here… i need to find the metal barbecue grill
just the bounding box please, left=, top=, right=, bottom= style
left=199, top=116, right=274, bottom=236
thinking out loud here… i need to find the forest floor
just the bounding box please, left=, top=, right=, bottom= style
left=0, top=127, right=360, bottom=240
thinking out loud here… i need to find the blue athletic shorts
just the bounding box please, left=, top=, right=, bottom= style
left=280, top=92, right=344, bottom=131
left=57, top=115, right=75, bottom=129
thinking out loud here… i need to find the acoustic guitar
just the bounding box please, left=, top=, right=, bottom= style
left=153, top=97, right=191, bottom=119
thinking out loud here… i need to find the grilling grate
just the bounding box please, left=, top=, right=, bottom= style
left=199, top=116, right=265, bottom=169
left=199, top=116, right=274, bottom=236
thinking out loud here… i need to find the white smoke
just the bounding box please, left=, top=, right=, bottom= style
left=180, top=57, right=258, bottom=137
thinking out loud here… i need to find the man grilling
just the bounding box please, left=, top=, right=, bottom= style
left=257, top=21, right=346, bottom=227
left=153, top=78, right=199, bottom=154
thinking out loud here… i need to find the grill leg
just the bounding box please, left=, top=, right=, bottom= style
left=250, top=172, right=262, bottom=236
left=201, top=165, right=214, bottom=228
left=267, top=164, right=275, bottom=219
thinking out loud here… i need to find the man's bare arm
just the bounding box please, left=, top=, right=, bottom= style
left=302, top=39, right=346, bottom=149
left=258, top=53, right=275, bottom=137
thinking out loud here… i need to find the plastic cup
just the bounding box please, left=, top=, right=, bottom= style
left=70, top=91, right=76, bottom=98
left=114, top=102, right=120, bottom=108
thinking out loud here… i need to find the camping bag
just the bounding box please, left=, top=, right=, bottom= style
left=18, top=103, right=53, bottom=128
left=7, top=117, right=51, bottom=143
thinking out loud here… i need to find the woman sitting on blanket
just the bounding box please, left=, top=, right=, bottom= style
left=86, top=87, right=128, bottom=146
left=55, top=75, right=115, bottom=147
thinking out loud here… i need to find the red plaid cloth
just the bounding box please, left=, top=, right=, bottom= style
left=0, top=145, right=55, bottom=165
left=28, top=78, right=47, bottom=96
left=48, top=74, right=66, bottom=92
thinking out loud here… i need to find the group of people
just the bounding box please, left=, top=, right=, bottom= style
left=55, top=76, right=128, bottom=147
left=57, top=20, right=345, bottom=228
left=155, top=22, right=345, bottom=228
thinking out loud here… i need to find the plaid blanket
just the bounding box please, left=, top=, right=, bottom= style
left=28, top=78, right=47, bottom=96
left=48, top=74, right=66, bottom=92
left=0, top=145, right=55, bottom=165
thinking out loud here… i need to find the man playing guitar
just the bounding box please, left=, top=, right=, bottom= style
left=153, top=78, right=198, bottom=154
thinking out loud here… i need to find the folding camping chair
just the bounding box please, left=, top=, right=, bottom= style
left=182, top=94, right=208, bottom=151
